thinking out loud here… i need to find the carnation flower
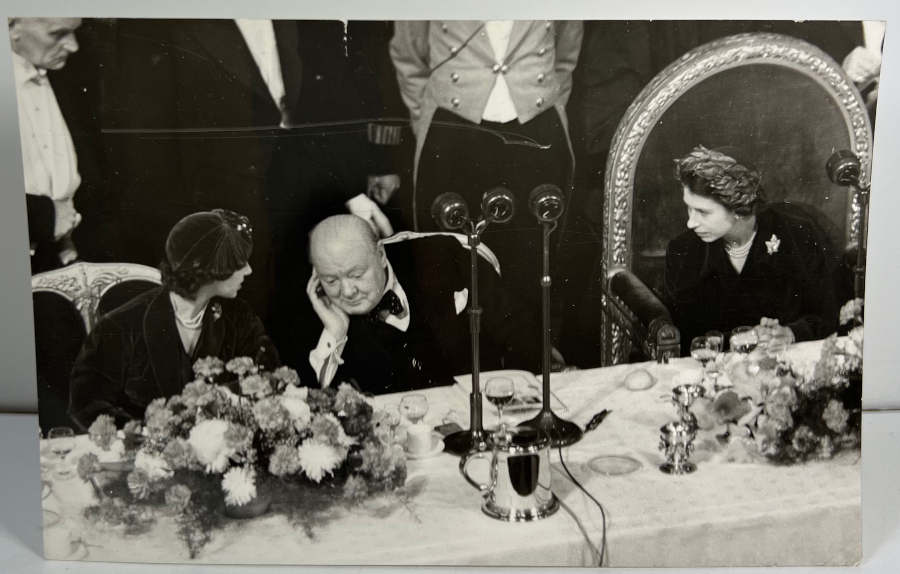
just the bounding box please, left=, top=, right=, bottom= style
left=224, top=423, right=254, bottom=453
left=334, top=383, right=365, bottom=413
left=188, top=419, right=233, bottom=473
left=77, top=453, right=101, bottom=482
left=791, top=425, right=818, bottom=455
left=822, top=399, right=850, bottom=433
left=221, top=466, right=257, bottom=506
left=135, top=451, right=174, bottom=481
left=240, top=374, right=272, bottom=399
left=252, top=398, right=291, bottom=433
left=280, top=391, right=312, bottom=432
left=162, top=438, right=195, bottom=470
left=145, top=400, right=176, bottom=436
left=310, top=413, right=354, bottom=449
left=268, top=443, right=302, bottom=477
left=165, top=484, right=192, bottom=512
left=225, top=357, right=257, bottom=377
left=193, top=356, right=224, bottom=379
left=297, top=440, right=343, bottom=483
left=181, top=380, right=217, bottom=410
left=307, top=388, right=336, bottom=412
left=751, top=415, right=781, bottom=456
left=272, top=366, right=301, bottom=388
left=127, top=469, right=152, bottom=500
left=88, top=414, right=118, bottom=450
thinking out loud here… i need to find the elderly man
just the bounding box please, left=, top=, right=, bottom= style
left=10, top=17, right=85, bottom=272
left=306, top=215, right=538, bottom=395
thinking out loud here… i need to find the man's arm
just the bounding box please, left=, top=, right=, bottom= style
left=389, top=21, right=431, bottom=124
left=553, top=21, right=584, bottom=110
left=68, top=319, right=134, bottom=430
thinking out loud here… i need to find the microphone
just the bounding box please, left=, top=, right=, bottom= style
left=826, top=150, right=861, bottom=187
left=481, top=187, right=515, bottom=224
left=529, top=184, right=565, bottom=223
left=431, top=192, right=470, bottom=231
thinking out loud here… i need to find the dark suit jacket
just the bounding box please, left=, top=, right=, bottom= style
left=107, top=19, right=367, bottom=320
left=332, top=236, right=540, bottom=395
left=664, top=205, right=840, bottom=354
left=69, top=287, right=278, bottom=429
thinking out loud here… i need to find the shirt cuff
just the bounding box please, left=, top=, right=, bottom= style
left=345, top=193, right=375, bottom=220
left=308, top=330, right=348, bottom=388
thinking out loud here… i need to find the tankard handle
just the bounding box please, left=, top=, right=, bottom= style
left=459, top=450, right=495, bottom=492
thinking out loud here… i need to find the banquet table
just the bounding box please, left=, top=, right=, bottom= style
left=38, top=342, right=860, bottom=567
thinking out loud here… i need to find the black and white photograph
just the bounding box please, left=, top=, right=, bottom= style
left=3, top=9, right=884, bottom=568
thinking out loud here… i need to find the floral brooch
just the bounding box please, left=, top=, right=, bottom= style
left=211, top=302, right=223, bottom=321
left=765, top=234, right=780, bottom=255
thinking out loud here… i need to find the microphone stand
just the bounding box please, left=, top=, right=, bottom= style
left=433, top=190, right=514, bottom=456
left=522, top=219, right=583, bottom=447
left=444, top=220, right=490, bottom=456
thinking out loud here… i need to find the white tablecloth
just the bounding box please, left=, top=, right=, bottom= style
left=40, top=342, right=860, bottom=566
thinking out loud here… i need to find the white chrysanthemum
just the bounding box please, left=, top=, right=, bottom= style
left=282, top=384, right=309, bottom=401
left=297, top=440, right=343, bottom=483
left=134, top=450, right=174, bottom=481
left=188, top=419, right=233, bottom=473
left=221, top=466, right=257, bottom=506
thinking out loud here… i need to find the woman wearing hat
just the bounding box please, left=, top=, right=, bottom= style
left=664, top=146, right=841, bottom=355
left=69, top=209, right=279, bottom=429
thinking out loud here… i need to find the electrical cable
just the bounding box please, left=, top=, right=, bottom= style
left=557, top=445, right=608, bottom=566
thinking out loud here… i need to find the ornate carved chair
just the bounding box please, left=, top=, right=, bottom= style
left=32, top=262, right=161, bottom=431
left=599, top=33, right=873, bottom=365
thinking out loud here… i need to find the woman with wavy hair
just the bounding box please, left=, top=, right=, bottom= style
left=69, top=209, right=279, bottom=429
left=664, top=146, right=840, bottom=354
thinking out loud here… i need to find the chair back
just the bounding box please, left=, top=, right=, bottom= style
left=600, top=33, right=873, bottom=364
left=31, top=262, right=161, bottom=432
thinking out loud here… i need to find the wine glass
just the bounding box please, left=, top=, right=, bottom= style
left=704, top=330, right=724, bottom=390
left=485, top=377, right=515, bottom=432
left=766, top=333, right=792, bottom=374
left=47, top=427, right=75, bottom=480
left=400, top=394, right=428, bottom=425
left=690, top=336, right=716, bottom=389
left=729, top=326, right=759, bottom=354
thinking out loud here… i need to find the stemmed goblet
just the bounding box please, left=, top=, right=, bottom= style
left=690, top=336, right=718, bottom=392
left=485, top=377, right=515, bottom=436
left=47, top=427, right=75, bottom=480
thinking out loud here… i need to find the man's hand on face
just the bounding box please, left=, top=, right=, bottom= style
left=306, top=273, right=349, bottom=341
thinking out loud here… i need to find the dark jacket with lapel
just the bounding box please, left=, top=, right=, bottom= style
left=334, top=236, right=540, bottom=395
left=664, top=205, right=841, bottom=354
left=69, top=287, right=278, bottom=429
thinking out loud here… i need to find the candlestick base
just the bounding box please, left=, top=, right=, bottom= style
left=521, top=409, right=583, bottom=448
left=443, top=428, right=489, bottom=456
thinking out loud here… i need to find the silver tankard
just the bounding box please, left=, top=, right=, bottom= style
left=459, top=426, right=559, bottom=521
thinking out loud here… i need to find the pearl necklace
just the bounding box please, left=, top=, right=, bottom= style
left=170, top=293, right=207, bottom=330
left=724, top=231, right=756, bottom=259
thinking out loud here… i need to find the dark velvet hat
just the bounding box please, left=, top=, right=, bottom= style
left=165, top=209, right=253, bottom=274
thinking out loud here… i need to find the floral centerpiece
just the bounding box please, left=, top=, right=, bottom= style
left=76, top=357, right=408, bottom=557
left=697, top=299, right=863, bottom=464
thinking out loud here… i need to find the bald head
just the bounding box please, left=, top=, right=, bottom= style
left=9, top=18, right=81, bottom=70
left=309, top=215, right=387, bottom=315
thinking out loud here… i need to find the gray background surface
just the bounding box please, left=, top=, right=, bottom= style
left=0, top=0, right=896, bottom=412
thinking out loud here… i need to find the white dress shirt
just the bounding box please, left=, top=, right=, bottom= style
left=234, top=19, right=287, bottom=113
left=481, top=20, right=519, bottom=123
left=12, top=53, right=80, bottom=203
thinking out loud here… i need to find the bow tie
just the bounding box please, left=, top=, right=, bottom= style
left=371, top=290, right=405, bottom=319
